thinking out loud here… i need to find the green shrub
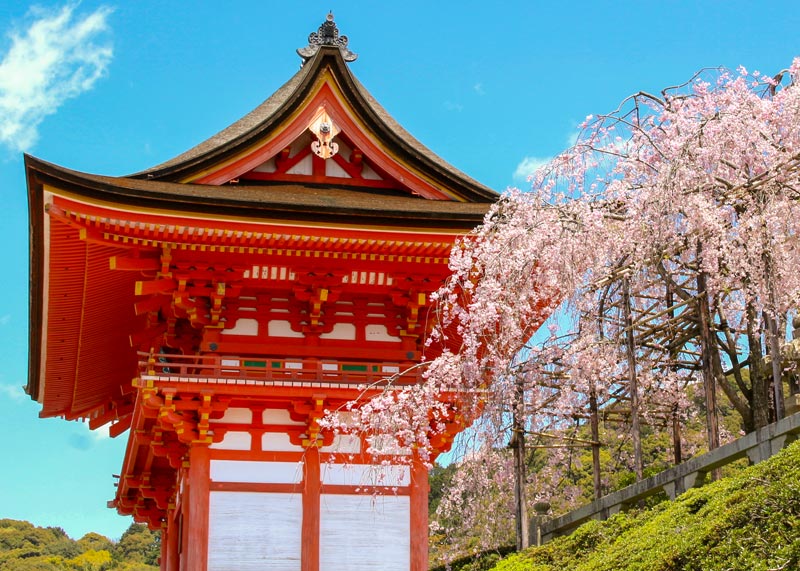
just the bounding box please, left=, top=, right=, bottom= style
left=490, top=439, right=800, bottom=571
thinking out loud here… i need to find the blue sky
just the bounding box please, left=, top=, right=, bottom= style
left=1, top=1, right=798, bottom=541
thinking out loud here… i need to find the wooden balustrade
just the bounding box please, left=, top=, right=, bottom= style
left=137, top=351, right=422, bottom=387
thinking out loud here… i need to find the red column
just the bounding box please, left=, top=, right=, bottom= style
left=164, top=507, right=180, bottom=571
left=160, top=522, right=168, bottom=571
left=409, top=456, right=429, bottom=571
left=185, top=445, right=210, bottom=571
left=302, top=446, right=321, bottom=571
left=180, top=487, right=189, bottom=571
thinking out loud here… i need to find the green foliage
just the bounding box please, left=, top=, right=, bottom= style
left=430, top=546, right=516, bottom=571
left=112, top=524, right=159, bottom=566
left=78, top=533, right=113, bottom=554
left=0, top=520, right=159, bottom=571
left=490, top=439, right=800, bottom=571
left=68, top=548, right=113, bottom=570
left=429, top=462, right=458, bottom=516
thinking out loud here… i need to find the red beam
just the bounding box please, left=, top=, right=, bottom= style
left=134, top=295, right=164, bottom=315
left=135, top=278, right=176, bottom=296
left=110, top=255, right=160, bottom=271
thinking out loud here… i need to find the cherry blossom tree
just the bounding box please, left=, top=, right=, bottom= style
left=323, top=57, right=800, bottom=557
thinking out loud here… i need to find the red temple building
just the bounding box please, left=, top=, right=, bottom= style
left=25, top=15, right=497, bottom=571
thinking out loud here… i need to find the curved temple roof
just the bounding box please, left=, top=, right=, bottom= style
left=24, top=15, right=499, bottom=420
left=128, top=43, right=497, bottom=203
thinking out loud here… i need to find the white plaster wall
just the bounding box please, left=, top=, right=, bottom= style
left=261, top=432, right=305, bottom=452
left=222, top=318, right=258, bottom=336
left=263, top=409, right=305, bottom=425
left=319, top=322, right=356, bottom=340
left=210, top=431, right=251, bottom=451
left=365, top=323, right=402, bottom=342
left=215, top=407, right=252, bottom=424
left=210, top=460, right=303, bottom=484
left=320, top=463, right=410, bottom=487
left=319, top=494, right=410, bottom=571
left=208, top=491, right=302, bottom=571
left=268, top=319, right=304, bottom=338
left=320, top=434, right=362, bottom=454
left=287, top=155, right=313, bottom=175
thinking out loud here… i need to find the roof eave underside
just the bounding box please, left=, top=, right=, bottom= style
left=129, top=46, right=498, bottom=203
left=26, top=155, right=491, bottom=229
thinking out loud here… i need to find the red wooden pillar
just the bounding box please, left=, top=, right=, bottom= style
left=179, top=493, right=189, bottom=571
left=410, top=456, right=429, bottom=571
left=160, top=522, right=168, bottom=571
left=185, top=445, right=210, bottom=571
left=164, top=507, right=180, bottom=571
left=302, top=446, right=321, bottom=571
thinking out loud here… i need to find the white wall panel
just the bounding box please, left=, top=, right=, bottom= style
left=210, top=460, right=303, bottom=484
left=268, top=319, right=304, bottom=338
left=261, top=432, right=305, bottom=452
left=210, top=431, right=251, bottom=451
left=319, top=494, right=410, bottom=571
left=222, top=318, right=258, bottom=336
left=287, top=154, right=313, bottom=175
left=365, top=323, right=402, bottom=342
left=367, top=434, right=411, bottom=456
left=321, top=463, right=410, bottom=487
left=263, top=409, right=305, bottom=425
left=319, top=322, right=356, bottom=340
left=209, top=491, right=302, bottom=571
left=214, top=407, right=252, bottom=424
left=320, top=434, right=362, bottom=454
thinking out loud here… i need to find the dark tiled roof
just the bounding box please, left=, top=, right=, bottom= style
left=130, top=46, right=498, bottom=203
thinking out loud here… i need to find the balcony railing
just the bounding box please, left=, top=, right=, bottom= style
left=137, top=351, right=423, bottom=389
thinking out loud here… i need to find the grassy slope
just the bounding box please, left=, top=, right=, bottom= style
left=492, top=439, right=800, bottom=571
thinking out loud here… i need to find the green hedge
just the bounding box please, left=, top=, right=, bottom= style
left=491, top=439, right=800, bottom=571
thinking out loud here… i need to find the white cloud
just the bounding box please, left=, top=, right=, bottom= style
left=566, top=129, right=580, bottom=147
left=0, top=314, right=10, bottom=326
left=513, top=155, right=551, bottom=181
left=473, top=82, right=485, bottom=96
left=82, top=418, right=111, bottom=440
left=513, top=127, right=584, bottom=182
left=0, top=3, right=113, bottom=152
left=0, top=383, right=25, bottom=401
left=443, top=100, right=464, bottom=112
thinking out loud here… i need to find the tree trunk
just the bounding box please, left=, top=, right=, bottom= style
left=667, top=280, right=683, bottom=466
left=672, top=405, right=682, bottom=465
left=765, top=312, right=786, bottom=420
left=762, top=221, right=786, bottom=421
left=589, top=391, right=602, bottom=499
left=622, top=278, right=643, bottom=481
left=512, top=375, right=529, bottom=550
left=746, top=301, right=771, bottom=430
left=695, top=265, right=720, bottom=454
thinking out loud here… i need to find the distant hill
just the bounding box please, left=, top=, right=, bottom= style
left=0, top=519, right=159, bottom=570
left=490, top=439, right=800, bottom=571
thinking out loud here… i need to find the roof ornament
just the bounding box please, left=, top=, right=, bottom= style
left=297, top=13, right=358, bottom=65
left=308, top=108, right=340, bottom=159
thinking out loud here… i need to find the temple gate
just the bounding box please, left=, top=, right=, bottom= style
left=25, top=15, right=497, bottom=571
